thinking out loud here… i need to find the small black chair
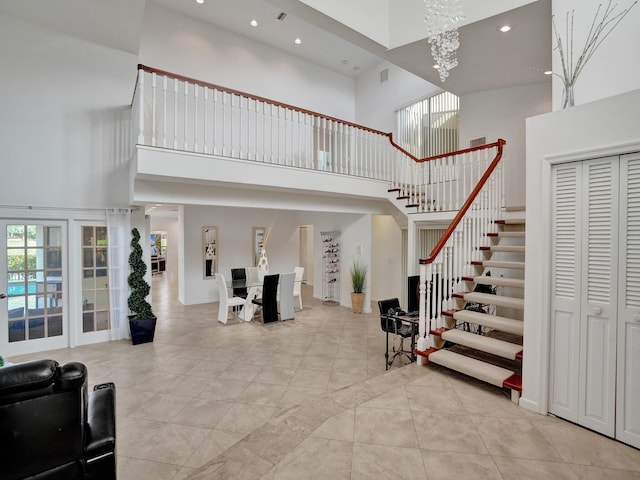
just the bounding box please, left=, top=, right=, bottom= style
left=378, top=298, right=415, bottom=370
left=252, top=274, right=279, bottom=323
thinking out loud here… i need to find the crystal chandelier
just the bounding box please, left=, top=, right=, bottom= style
left=424, top=0, right=464, bottom=82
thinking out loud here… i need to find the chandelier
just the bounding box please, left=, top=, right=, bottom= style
left=424, top=0, right=464, bottom=82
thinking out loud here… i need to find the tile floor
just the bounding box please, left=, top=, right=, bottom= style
left=9, top=275, right=640, bottom=479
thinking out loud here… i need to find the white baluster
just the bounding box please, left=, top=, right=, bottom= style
left=173, top=78, right=178, bottom=150
left=203, top=87, right=208, bottom=154
left=162, top=75, right=167, bottom=148
left=183, top=81, right=189, bottom=151
left=193, top=84, right=198, bottom=152
left=212, top=89, right=218, bottom=156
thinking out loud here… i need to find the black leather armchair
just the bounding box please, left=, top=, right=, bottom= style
left=0, top=359, right=116, bottom=480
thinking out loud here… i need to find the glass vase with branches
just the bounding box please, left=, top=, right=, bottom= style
left=552, top=0, right=636, bottom=108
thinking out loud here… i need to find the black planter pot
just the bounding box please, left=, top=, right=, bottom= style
left=128, top=316, right=157, bottom=345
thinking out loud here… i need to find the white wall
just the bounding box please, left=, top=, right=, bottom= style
left=552, top=0, right=640, bottom=110
left=371, top=215, right=403, bottom=303
left=524, top=88, right=640, bottom=413
left=459, top=82, right=551, bottom=207
left=0, top=13, right=137, bottom=210
left=354, top=60, right=440, bottom=134
left=139, top=2, right=356, bottom=122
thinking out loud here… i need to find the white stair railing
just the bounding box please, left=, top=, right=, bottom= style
left=416, top=139, right=506, bottom=355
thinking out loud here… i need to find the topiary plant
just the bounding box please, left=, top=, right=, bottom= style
left=127, top=227, right=155, bottom=320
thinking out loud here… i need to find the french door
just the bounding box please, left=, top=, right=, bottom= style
left=0, top=221, right=69, bottom=357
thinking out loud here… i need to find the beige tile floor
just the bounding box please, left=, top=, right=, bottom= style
left=9, top=275, right=640, bottom=479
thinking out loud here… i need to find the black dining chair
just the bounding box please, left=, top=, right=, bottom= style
left=230, top=268, right=248, bottom=298
left=252, top=273, right=279, bottom=323
left=230, top=268, right=248, bottom=312
left=378, top=298, right=415, bottom=370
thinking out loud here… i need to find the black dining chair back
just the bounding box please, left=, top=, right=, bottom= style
left=230, top=268, right=248, bottom=298
left=252, top=274, right=280, bottom=323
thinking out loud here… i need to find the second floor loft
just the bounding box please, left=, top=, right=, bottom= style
left=131, top=65, right=505, bottom=220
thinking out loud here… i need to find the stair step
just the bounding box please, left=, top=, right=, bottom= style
left=495, top=218, right=525, bottom=225
left=457, top=292, right=524, bottom=310
left=471, top=260, right=525, bottom=270
left=440, top=329, right=523, bottom=360
left=487, top=232, right=525, bottom=238
left=428, top=349, right=516, bottom=388
left=479, top=245, right=525, bottom=253
left=463, top=275, right=525, bottom=289
left=397, top=195, right=410, bottom=200
left=454, top=309, right=524, bottom=336
left=388, top=188, right=401, bottom=193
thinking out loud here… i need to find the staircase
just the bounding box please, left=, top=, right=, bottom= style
left=416, top=217, right=525, bottom=402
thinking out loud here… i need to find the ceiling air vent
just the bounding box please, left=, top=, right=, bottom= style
left=276, top=12, right=287, bottom=21
left=380, top=68, right=388, bottom=83
left=470, top=137, right=486, bottom=147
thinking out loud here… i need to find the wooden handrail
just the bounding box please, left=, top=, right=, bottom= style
left=419, top=138, right=506, bottom=265
left=137, top=64, right=389, bottom=137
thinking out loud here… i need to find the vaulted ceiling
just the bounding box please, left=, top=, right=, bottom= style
left=0, top=0, right=551, bottom=95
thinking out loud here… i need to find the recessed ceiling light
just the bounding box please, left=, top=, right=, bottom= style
left=294, top=38, right=302, bottom=45
left=544, top=70, right=552, bottom=75
left=433, top=64, right=440, bottom=69
left=250, top=19, right=258, bottom=27
left=499, top=25, right=512, bottom=32
left=196, top=0, right=204, bottom=4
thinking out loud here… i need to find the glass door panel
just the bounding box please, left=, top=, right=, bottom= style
left=1, top=221, right=68, bottom=357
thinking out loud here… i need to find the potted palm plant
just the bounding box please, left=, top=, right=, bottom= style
left=128, top=227, right=157, bottom=344
left=350, top=261, right=367, bottom=314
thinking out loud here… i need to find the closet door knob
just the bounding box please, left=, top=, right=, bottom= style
left=594, top=307, right=602, bottom=315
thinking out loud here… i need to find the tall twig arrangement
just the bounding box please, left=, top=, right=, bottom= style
left=552, top=0, right=637, bottom=108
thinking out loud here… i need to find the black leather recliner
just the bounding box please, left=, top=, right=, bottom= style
left=0, top=359, right=116, bottom=480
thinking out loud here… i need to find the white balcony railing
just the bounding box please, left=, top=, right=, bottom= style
left=131, top=65, right=504, bottom=216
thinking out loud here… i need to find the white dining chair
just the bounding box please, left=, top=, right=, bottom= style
left=293, top=266, right=304, bottom=310
left=215, top=273, right=245, bottom=324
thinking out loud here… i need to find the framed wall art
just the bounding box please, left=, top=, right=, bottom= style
left=252, top=226, right=265, bottom=267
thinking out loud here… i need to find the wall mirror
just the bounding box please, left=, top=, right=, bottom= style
left=252, top=227, right=265, bottom=266
left=203, top=226, right=218, bottom=279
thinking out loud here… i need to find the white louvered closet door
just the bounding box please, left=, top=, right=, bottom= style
left=616, top=153, right=640, bottom=449
left=578, top=158, right=618, bottom=437
left=551, top=154, right=639, bottom=447
left=549, top=162, right=582, bottom=422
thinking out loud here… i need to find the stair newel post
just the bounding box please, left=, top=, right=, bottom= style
left=183, top=80, right=189, bottom=151
left=162, top=75, right=168, bottom=149
left=137, top=68, right=145, bottom=145
left=417, top=263, right=429, bottom=364
left=431, top=261, right=440, bottom=329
